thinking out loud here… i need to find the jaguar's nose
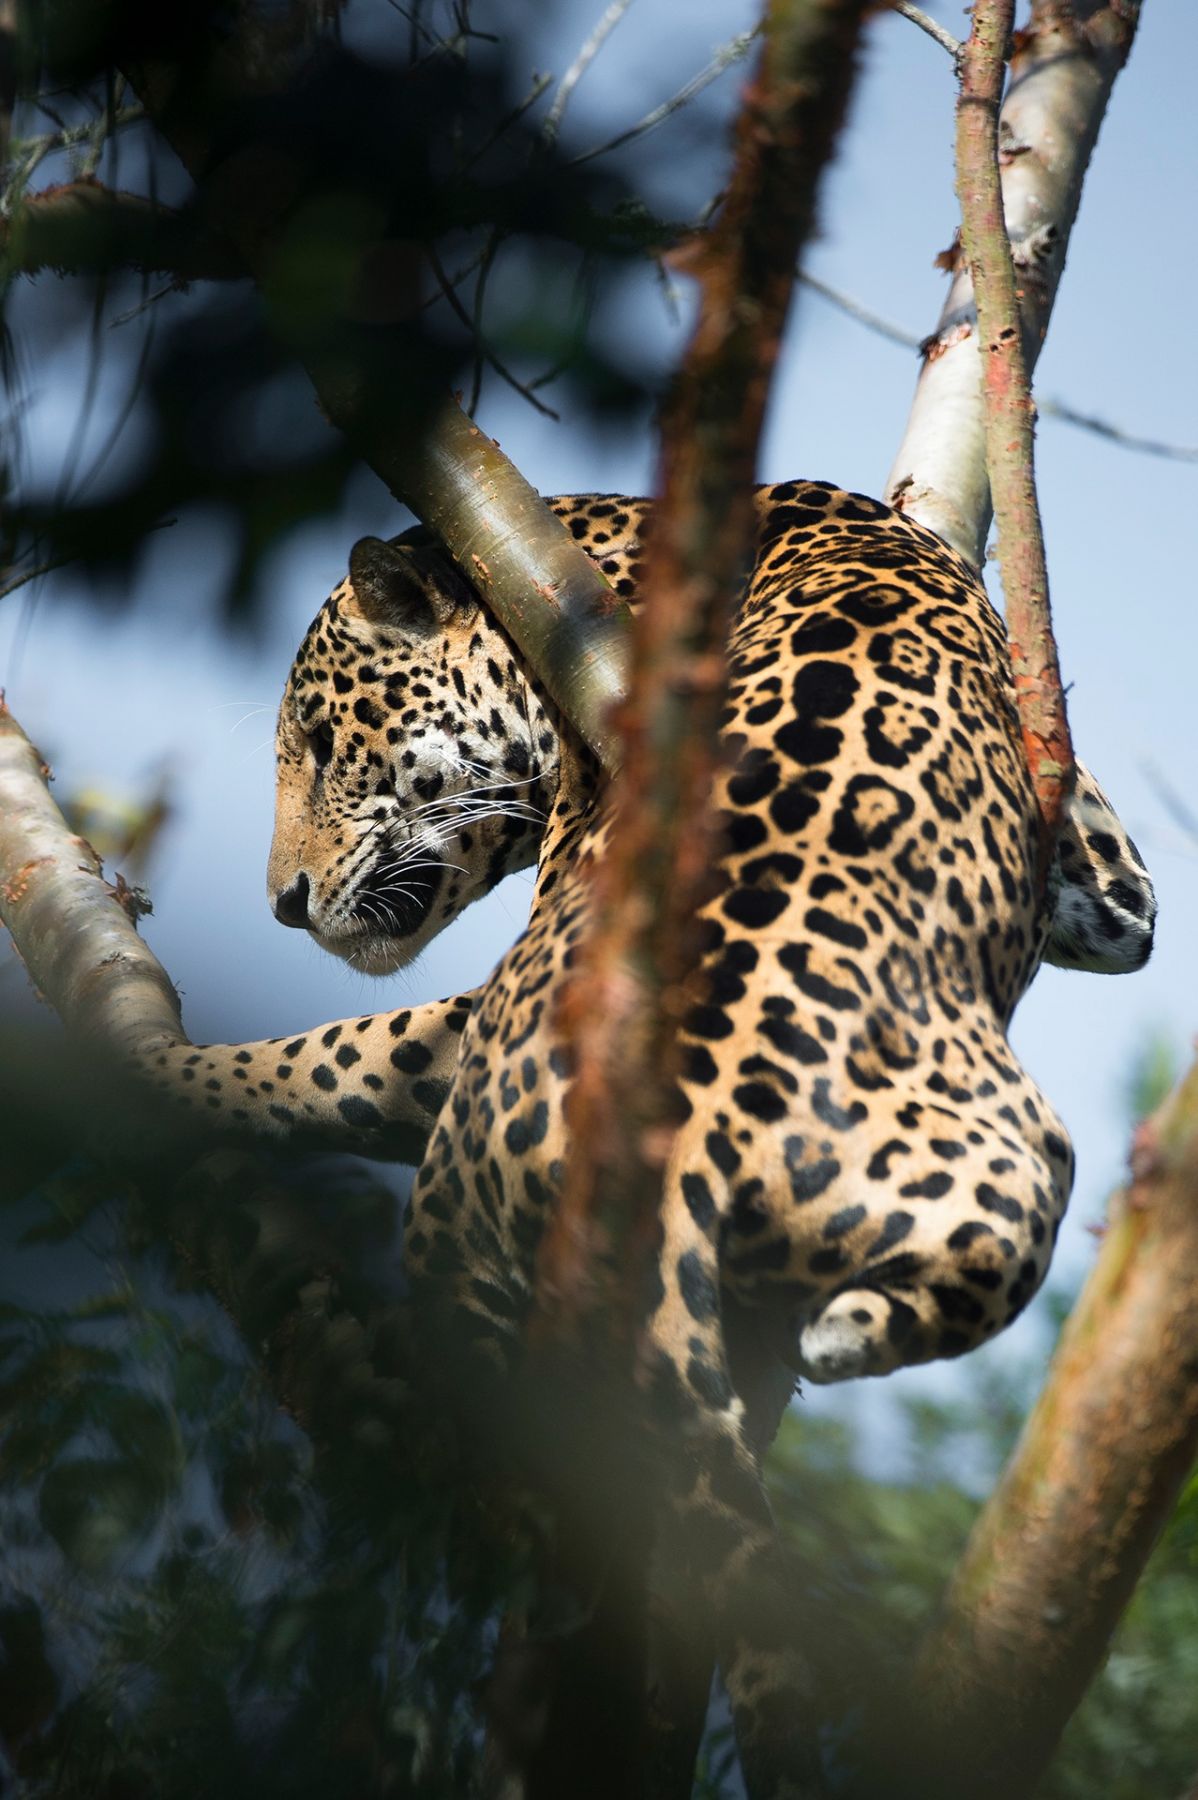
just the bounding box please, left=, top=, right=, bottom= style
left=273, top=872, right=312, bottom=930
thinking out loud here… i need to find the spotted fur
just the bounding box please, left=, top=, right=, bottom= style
left=141, top=481, right=1155, bottom=1788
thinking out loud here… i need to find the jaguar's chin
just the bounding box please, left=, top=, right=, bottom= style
left=314, top=866, right=446, bottom=974
left=323, top=931, right=419, bottom=976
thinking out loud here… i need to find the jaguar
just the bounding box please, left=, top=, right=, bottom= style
left=140, top=480, right=1155, bottom=1788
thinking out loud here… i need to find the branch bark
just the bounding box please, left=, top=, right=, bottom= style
left=884, top=0, right=1143, bottom=567
left=0, top=698, right=461, bottom=1166
left=520, top=1, right=871, bottom=1792
left=0, top=697, right=185, bottom=1060
left=913, top=1056, right=1198, bottom=1797
left=954, top=0, right=1073, bottom=861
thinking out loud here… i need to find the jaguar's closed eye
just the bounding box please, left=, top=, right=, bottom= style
left=308, top=721, right=335, bottom=770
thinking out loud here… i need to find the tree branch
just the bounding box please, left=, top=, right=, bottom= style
left=542, top=0, right=635, bottom=147
left=914, top=1054, right=1198, bottom=1797
left=955, top=0, right=1073, bottom=859
left=885, top=0, right=1143, bottom=565
left=571, top=25, right=761, bottom=167
left=0, top=178, right=244, bottom=278
left=523, top=1, right=872, bottom=1791
left=541, top=0, right=870, bottom=1368
left=0, top=693, right=477, bottom=1557
left=893, top=3, right=962, bottom=60
left=0, top=697, right=185, bottom=1061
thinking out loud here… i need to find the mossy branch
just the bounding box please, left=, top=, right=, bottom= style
left=913, top=1054, right=1198, bottom=1796
left=955, top=0, right=1073, bottom=861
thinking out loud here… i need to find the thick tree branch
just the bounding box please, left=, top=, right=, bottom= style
left=914, top=1055, right=1198, bottom=1796
left=0, top=698, right=460, bottom=1165
left=955, top=0, right=1073, bottom=859
left=0, top=697, right=185, bottom=1060
left=885, top=0, right=1142, bottom=565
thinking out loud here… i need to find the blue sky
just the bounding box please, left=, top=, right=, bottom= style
left=3, top=0, right=1195, bottom=1477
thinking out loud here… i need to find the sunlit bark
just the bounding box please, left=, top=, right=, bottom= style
left=0, top=699, right=184, bottom=1060
left=884, top=0, right=1142, bottom=568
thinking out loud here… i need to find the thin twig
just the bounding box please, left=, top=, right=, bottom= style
left=77, top=76, right=127, bottom=180
left=5, top=104, right=144, bottom=199
left=0, top=550, right=79, bottom=602
left=426, top=244, right=559, bottom=419
left=1038, top=397, right=1198, bottom=464
left=464, top=70, right=552, bottom=170
left=571, top=26, right=760, bottom=166
left=799, top=267, right=923, bottom=347
left=465, top=229, right=500, bottom=416
left=543, top=0, right=635, bottom=146
left=800, top=270, right=1198, bottom=461
left=894, top=2, right=961, bottom=60
left=0, top=515, right=177, bottom=603
left=1143, top=762, right=1198, bottom=850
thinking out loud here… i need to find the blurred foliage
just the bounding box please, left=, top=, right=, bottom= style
left=1124, top=1031, right=1180, bottom=1127
left=0, top=1042, right=525, bottom=1797
left=759, top=1352, right=1198, bottom=1800
left=3, top=1036, right=1196, bottom=1800
left=60, top=767, right=175, bottom=875
left=1, top=0, right=717, bottom=619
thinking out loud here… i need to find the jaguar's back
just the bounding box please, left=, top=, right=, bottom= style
left=404, top=483, right=1152, bottom=1392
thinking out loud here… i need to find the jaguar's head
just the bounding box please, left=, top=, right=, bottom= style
left=267, top=531, right=559, bottom=973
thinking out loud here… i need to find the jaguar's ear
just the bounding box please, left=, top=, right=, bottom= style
left=347, top=537, right=475, bottom=630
